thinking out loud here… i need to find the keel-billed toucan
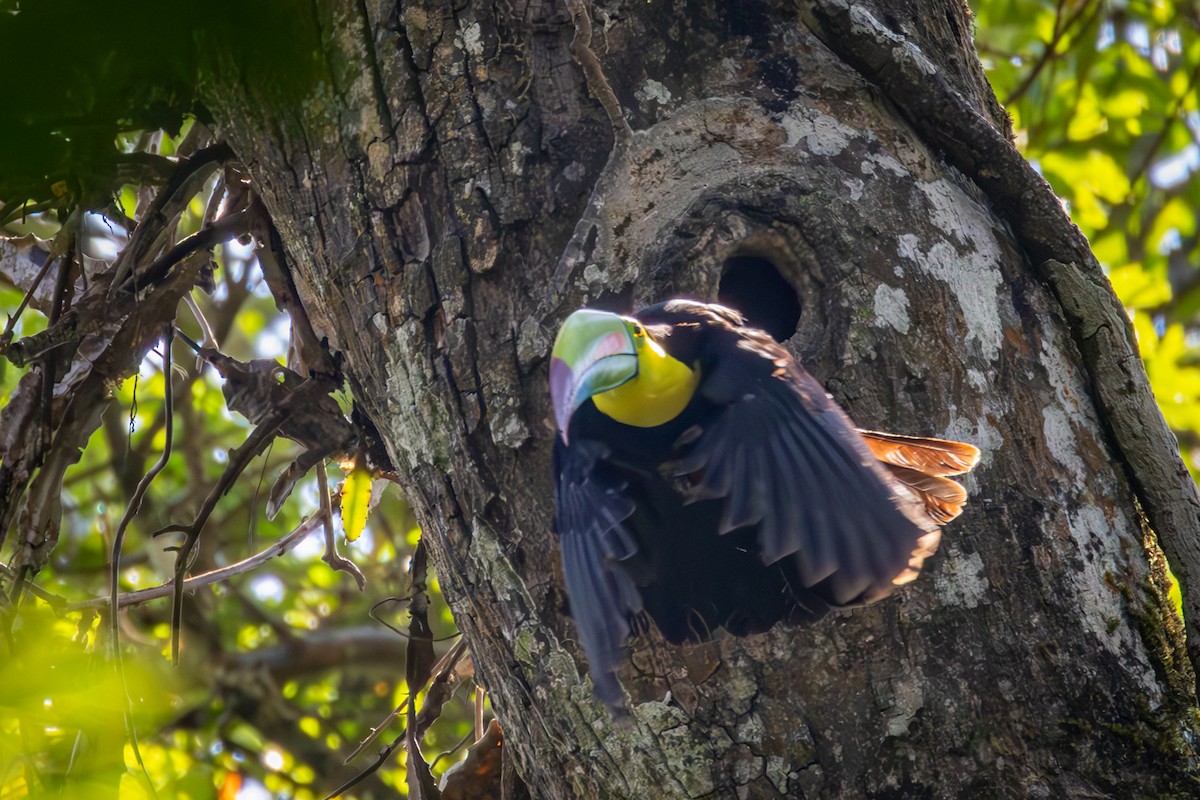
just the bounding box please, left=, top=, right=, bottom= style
left=549, top=299, right=979, bottom=711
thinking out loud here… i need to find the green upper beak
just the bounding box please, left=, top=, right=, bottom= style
left=549, top=309, right=639, bottom=442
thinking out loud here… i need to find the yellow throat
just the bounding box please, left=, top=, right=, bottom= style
left=592, top=333, right=700, bottom=427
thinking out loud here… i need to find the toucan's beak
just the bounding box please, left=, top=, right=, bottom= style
left=550, top=309, right=639, bottom=443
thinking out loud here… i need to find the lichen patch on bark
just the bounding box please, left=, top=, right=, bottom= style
left=1062, top=503, right=1163, bottom=696
left=1041, top=405, right=1087, bottom=476
left=872, top=283, right=911, bottom=334
left=898, top=233, right=1004, bottom=363
left=933, top=549, right=989, bottom=609
left=778, top=105, right=855, bottom=156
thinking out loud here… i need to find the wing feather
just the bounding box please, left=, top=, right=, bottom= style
left=882, top=463, right=970, bottom=524
left=858, top=430, right=980, bottom=476
left=677, top=331, right=938, bottom=606
left=553, top=439, right=643, bottom=710
left=774, top=409, right=842, bottom=584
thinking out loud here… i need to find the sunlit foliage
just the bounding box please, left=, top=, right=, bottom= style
left=974, top=0, right=1200, bottom=475
left=1, top=132, right=474, bottom=799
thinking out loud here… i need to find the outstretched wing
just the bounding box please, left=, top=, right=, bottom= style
left=552, top=438, right=643, bottom=711
left=673, top=327, right=942, bottom=606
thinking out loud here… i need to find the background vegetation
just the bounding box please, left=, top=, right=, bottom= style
left=975, top=0, right=1200, bottom=473
left=0, top=1, right=1197, bottom=797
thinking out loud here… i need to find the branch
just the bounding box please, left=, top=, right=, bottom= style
left=1002, top=0, right=1101, bottom=107
left=109, top=143, right=235, bottom=288
left=156, top=408, right=286, bottom=663
left=114, top=206, right=256, bottom=295
left=110, top=325, right=175, bottom=640
left=71, top=514, right=324, bottom=611
left=228, top=625, right=410, bottom=681
left=316, top=461, right=367, bottom=589
left=343, top=638, right=470, bottom=764
left=114, top=152, right=181, bottom=187
left=330, top=639, right=471, bottom=799
left=0, top=563, right=68, bottom=608
left=109, top=323, right=175, bottom=781
left=0, top=199, right=55, bottom=228
left=565, top=0, right=632, bottom=143
left=0, top=239, right=61, bottom=347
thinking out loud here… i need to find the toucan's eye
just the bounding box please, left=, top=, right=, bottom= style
left=632, top=324, right=646, bottom=339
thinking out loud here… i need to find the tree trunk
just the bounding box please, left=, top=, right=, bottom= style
left=201, top=0, right=1200, bottom=796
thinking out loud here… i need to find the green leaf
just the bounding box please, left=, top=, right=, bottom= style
left=340, top=467, right=373, bottom=543
left=1109, top=261, right=1171, bottom=308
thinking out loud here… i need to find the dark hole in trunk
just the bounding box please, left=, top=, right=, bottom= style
left=718, top=255, right=801, bottom=342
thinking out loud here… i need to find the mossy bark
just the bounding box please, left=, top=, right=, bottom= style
left=201, top=0, right=1200, bottom=796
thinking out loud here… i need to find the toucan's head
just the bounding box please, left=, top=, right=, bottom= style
left=550, top=308, right=700, bottom=442
left=550, top=309, right=640, bottom=442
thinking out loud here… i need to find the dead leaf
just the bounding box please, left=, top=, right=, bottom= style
left=439, top=721, right=504, bottom=800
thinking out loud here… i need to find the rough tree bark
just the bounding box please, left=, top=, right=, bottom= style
left=200, top=0, right=1200, bottom=796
